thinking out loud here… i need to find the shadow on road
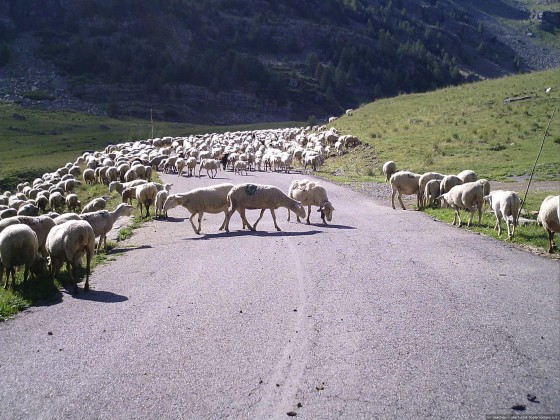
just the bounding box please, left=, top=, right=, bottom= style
left=320, top=223, right=356, bottom=230
left=72, top=289, right=128, bottom=303
left=109, top=245, right=153, bottom=254
left=184, top=229, right=323, bottom=240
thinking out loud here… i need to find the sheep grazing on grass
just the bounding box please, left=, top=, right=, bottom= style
left=49, top=191, right=66, bottom=212
left=15, top=215, right=57, bottom=257
left=224, top=183, right=306, bottom=232
left=0, top=224, right=42, bottom=290
left=164, top=184, right=234, bottom=234
left=198, top=159, right=219, bottom=178
left=439, top=182, right=483, bottom=227
left=287, top=180, right=335, bottom=225
left=424, top=179, right=442, bottom=209
left=457, top=169, right=477, bottom=183
left=81, top=197, right=108, bottom=214
left=483, top=190, right=520, bottom=240
left=46, top=220, right=95, bottom=294
left=382, top=161, right=397, bottom=182
left=135, top=183, right=158, bottom=218
left=108, top=179, right=148, bottom=195
left=537, top=195, right=560, bottom=253
left=83, top=168, right=95, bottom=185
left=155, top=190, right=169, bottom=218
left=389, top=170, right=421, bottom=210
left=65, top=193, right=81, bottom=213
left=418, top=172, right=445, bottom=209
left=81, top=203, right=133, bottom=252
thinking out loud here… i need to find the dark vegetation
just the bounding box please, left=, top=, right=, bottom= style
left=0, top=0, right=535, bottom=122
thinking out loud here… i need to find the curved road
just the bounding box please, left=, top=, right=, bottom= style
left=1, top=170, right=559, bottom=419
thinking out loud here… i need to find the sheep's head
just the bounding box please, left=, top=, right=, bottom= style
left=318, top=201, right=335, bottom=222
left=163, top=195, right=180, bottom=212
left=294, top=201, right=306, bottom=219
left=438, top=193, right=450, bottom=206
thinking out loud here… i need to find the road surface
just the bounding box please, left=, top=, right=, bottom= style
left=1, top=169, right=558, bottom=419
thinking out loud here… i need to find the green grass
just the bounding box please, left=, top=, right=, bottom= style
left=423, top=190, right=555, bottom=254
left=325, top=69, right=560, bottom=183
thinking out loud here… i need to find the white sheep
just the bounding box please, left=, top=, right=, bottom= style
left=390, top=170, right=421, bottom=210
left=424, top=179, right=442, bottom=209
left=483, top=190, right=520, bottom=240
left=155, top=190, right=169, bottom=218
left=439, top=182, right=483, bottom=227
left=81, top=203, right=133, bottom=252
left=457, top=169, right=477, bottom=183
left=287, top=180, right=335, bottom=225
left=198, top=158, right=219, bottom=178
left=418, top=172, right=445, bottom=209
left=81, top=197, right=108, bottom=214
left=537, top=195, right=560, bottom=253
left=49, top=191, right=66, bottom=212
left=234, top=160, right=248, bottom=175
left=46, top=220, right=95, bottom=294
left=224, top=183, right=306, bottom=232
left=382, top=161, right=396, bottom=182
left=15, top=215, right=57, bottom=257
left=135, top=183, right=158, bottom=217
left=186, top=156, right=197, bottom=177
left=108, top=179, right=148, bottom=195
left=65, top=193, right=81, bottom=212
left=0, top=224, right=41, bottom=289
left=163, top=183, right=234, bottom=234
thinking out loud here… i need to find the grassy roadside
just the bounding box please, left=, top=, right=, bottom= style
left=0, top=171, right=160, bottom=321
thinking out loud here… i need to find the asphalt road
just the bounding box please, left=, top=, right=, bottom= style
left=1, top=169, right=559, bottom=419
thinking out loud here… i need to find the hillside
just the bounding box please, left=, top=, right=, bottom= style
left=0, top=0, right=559, bottom=124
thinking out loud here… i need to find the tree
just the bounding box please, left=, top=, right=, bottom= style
left=0, top=43, right=10, bottom=67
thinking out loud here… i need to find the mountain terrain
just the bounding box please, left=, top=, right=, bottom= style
left=0, top=0, right=559, bottom=124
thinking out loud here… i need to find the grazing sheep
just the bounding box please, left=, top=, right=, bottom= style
left=382, top=161, right=397, bottom=182
left=537, top=195, right=560, bottom=253
left=303, top=153, right=324, bottom=172
left=440, top=175, right=463, bottom=195
left=121, top=186, right=138, bottom=205
left=457, top=169, right=477, bottom=184
left=418, top=172, right=445, bottom=209
left=439, top=182, right=483, bottom=227
left=81, top=197, right=108, bottom=214
left=164, top=184, right=234, bottom=234
left=65, top=193, right=81, bottom=212
left=108, top=180, right=147, bottom=195
left=155, top=190, right=169, bottom=218
left=390, top=170, right=421, bottom=210
left=17, top=203, right=39, bottom=217
left=224, top=183, right=306, bottom=232
left=15, top=215, right=57, bottom=257
left=135, top=183, right=158, bottom=217
left=198, top=159, right=219, bottom=178
left=476, top=178, right=491, bottom=197
left=0, top=224, right=41, bottom=290
left=483, top=190, right=520, bottom=240
left=49, top=192, right=66, bottom=212
left=36, top=195, right=49, bottom=213
left=46, top=220, right=95, bottom=294
left=287, top=180, right=335, bottom=225
left=424, top=179, right=442, bottom=209
left=81, top=203, right=133, bottom=252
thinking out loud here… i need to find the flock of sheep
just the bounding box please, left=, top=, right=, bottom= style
left=0, top=122, right=558, bottom=296
left=0, top=126, right=346, bottom=294
left=384, top=161, right=560, bottom=252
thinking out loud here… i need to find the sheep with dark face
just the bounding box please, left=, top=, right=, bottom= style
left=224, top=183, right=306, bottom=232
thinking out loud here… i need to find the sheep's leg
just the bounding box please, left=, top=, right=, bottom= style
left=189, top=212, right=200, bottom=234
left=496, top=217, right=502, bottom=235
left=476, top=203, right=482, bottom=225
left=547, top=229, right=555, bottom=253
left=84, top=249, right=91, bottom=292
left=397, top=192, right=406, bottom=210
left=252, top=209, right=266, bottom=231
left=270, top=209, right=281, bottom=231
left=391, top=188, right=397, bottom=209
left=306, top=205, right=311, bottom=224
left=219, top=211, right=228, bottom=231
left=197, top=212, right=204, bottom=234
left=287, top=209, right=291, bottom=222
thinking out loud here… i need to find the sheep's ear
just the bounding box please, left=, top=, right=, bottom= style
left=316, top=208, right=322, bottom=212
